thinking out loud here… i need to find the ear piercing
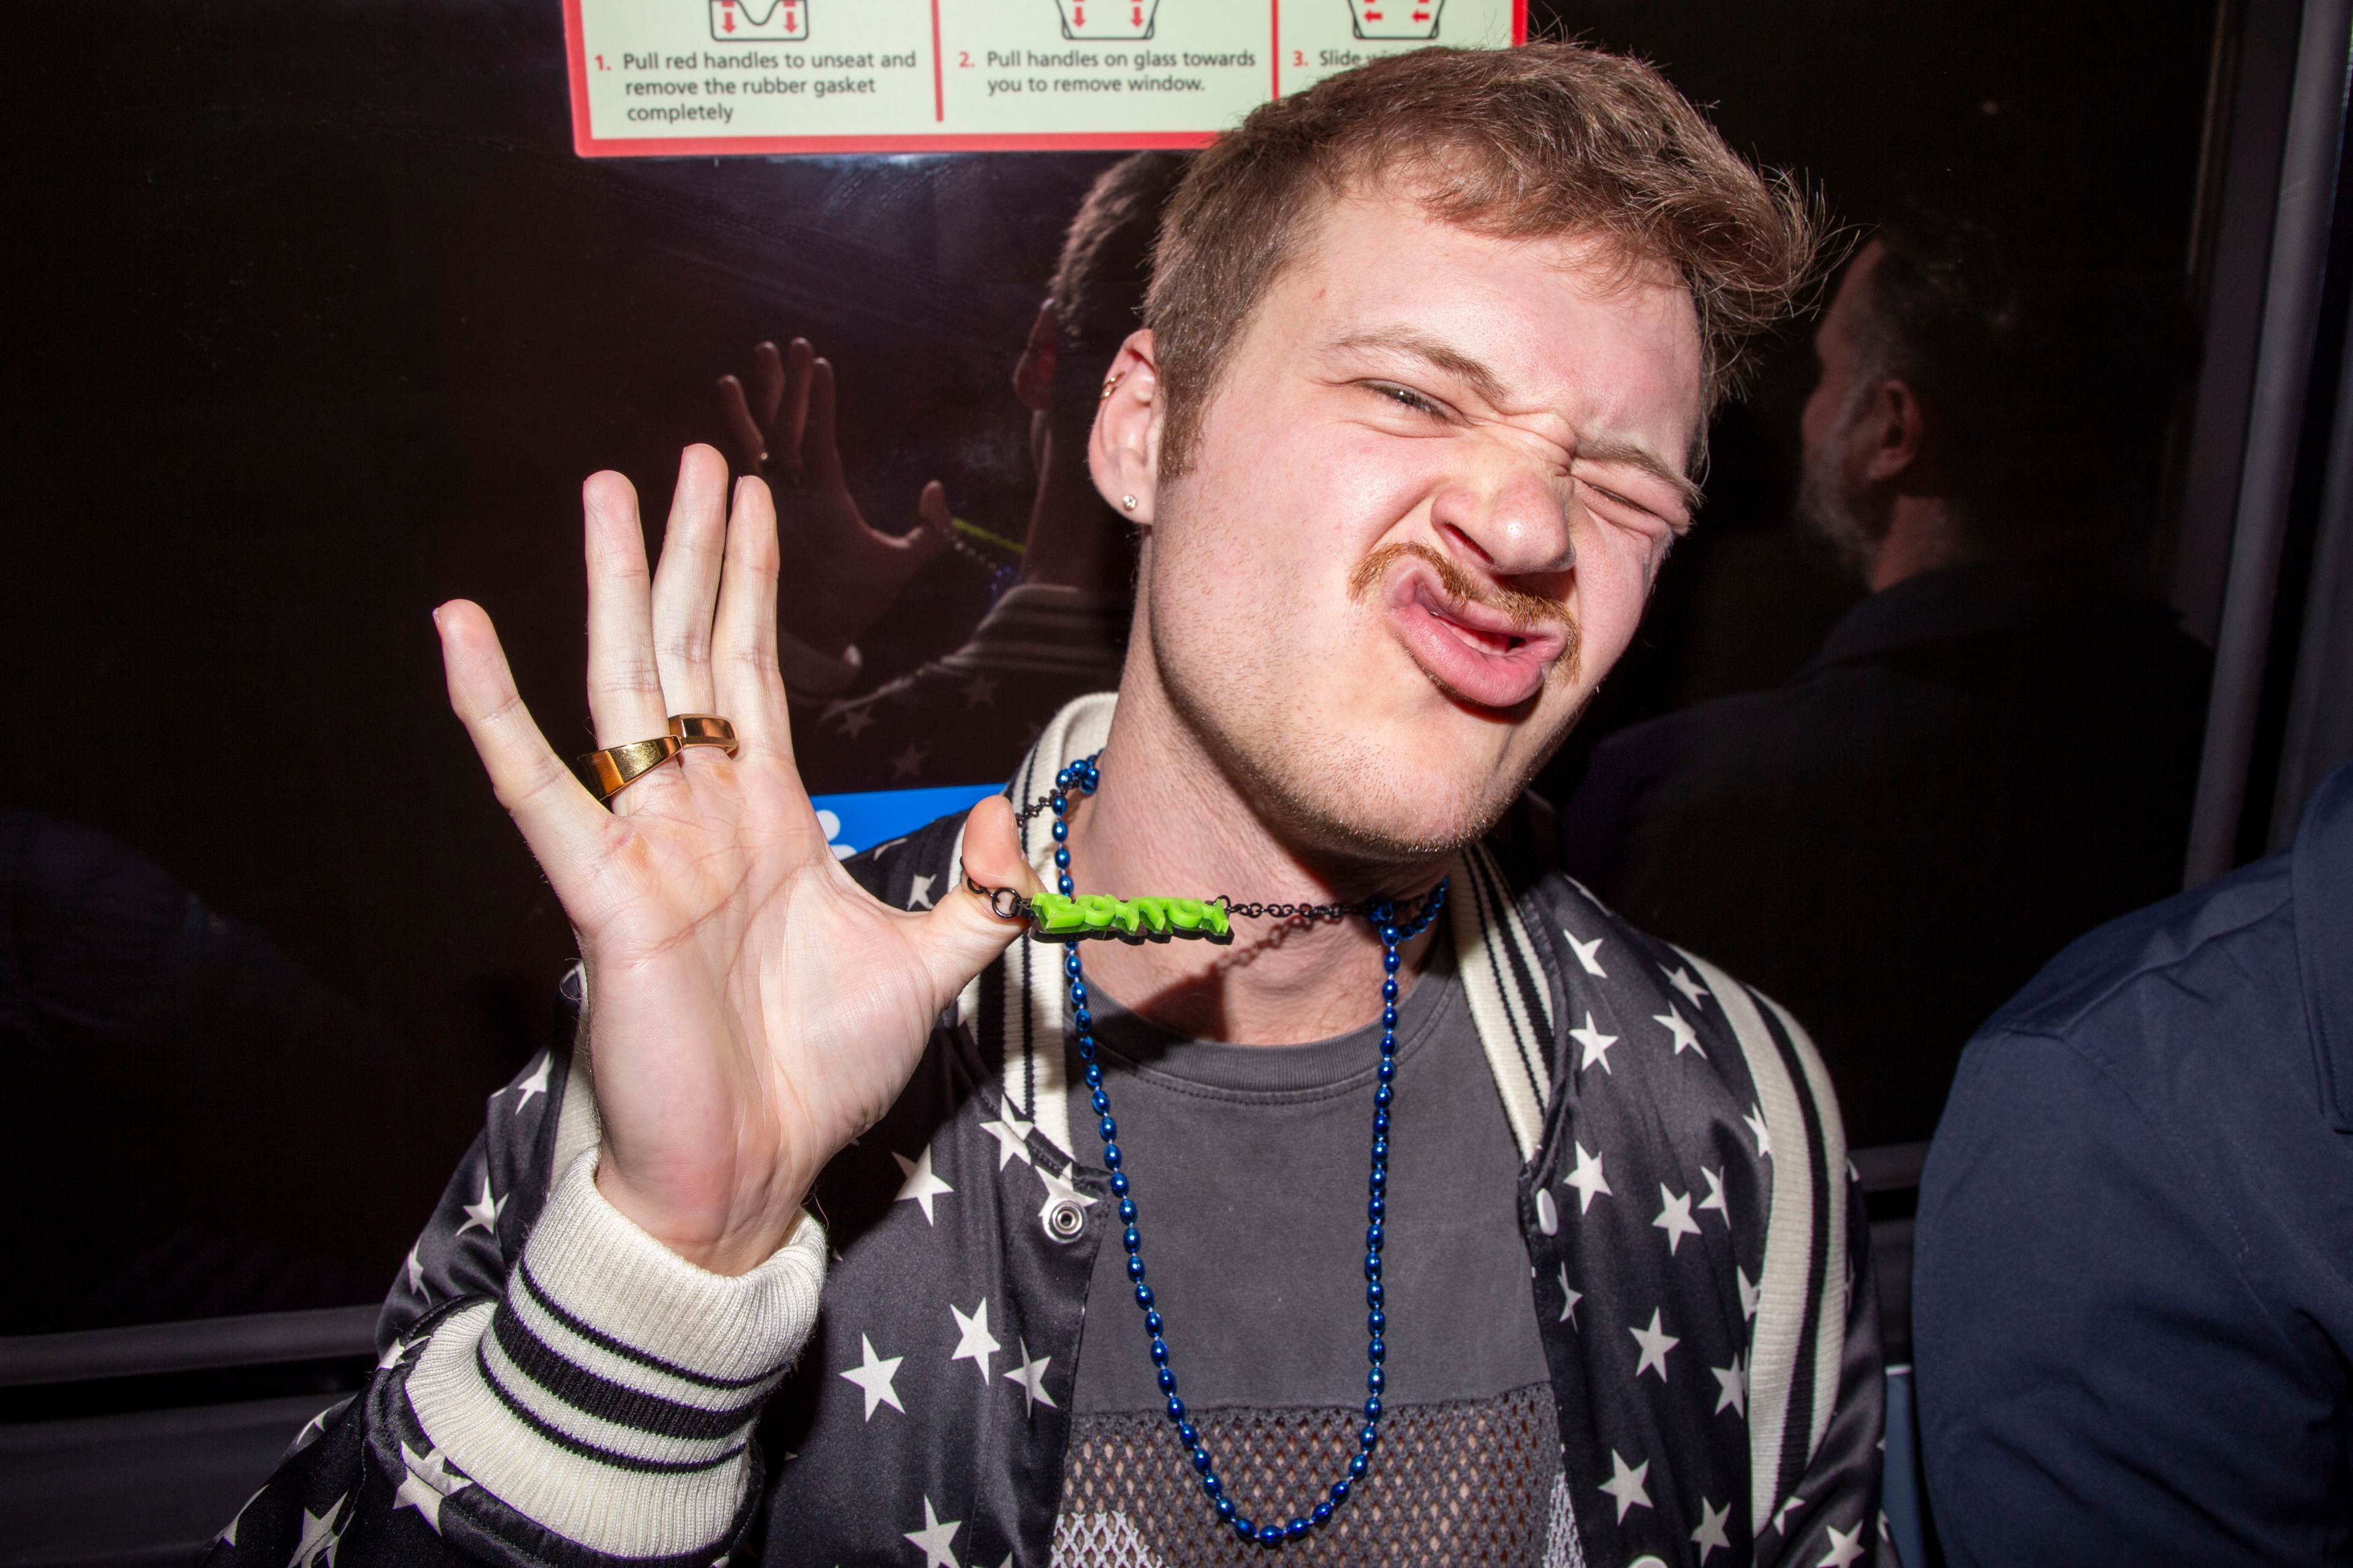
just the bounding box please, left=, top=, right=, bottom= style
left=1121, top=495, right=1139, bottom=511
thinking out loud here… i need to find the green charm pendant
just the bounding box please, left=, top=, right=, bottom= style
left=1026, top=890, right=1233, bottom=944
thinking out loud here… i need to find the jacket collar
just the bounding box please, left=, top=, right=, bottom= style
left=957, top=693, right=1554, bottom=1164
left=2294, top=760, right=2353, bottom=1132
left=1800, top=550, right=2123, bottom=673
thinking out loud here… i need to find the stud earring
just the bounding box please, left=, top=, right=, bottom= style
left=1121, top=495, right=1139, bottom=512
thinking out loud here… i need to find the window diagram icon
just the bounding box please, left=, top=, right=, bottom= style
left=710, top=0, right=808, bottom=40
left=1347, top=0, right=1442, bottom=39
left=1055, top=0, right=1160, bottom=40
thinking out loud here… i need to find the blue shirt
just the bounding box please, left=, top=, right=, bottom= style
left=1915, top=760, right=2353, bottom=1566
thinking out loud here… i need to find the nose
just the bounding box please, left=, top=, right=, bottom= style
left=1425, top=451, right=1577, bottom=586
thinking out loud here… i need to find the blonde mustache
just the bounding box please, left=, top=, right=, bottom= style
left=1347, top=540, right=1580, bottom=682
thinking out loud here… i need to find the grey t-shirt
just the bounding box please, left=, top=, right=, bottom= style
left=1053, top=947, right=1563, bottom=1567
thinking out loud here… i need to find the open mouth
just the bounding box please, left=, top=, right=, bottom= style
left=1381, top=562, right=1570, bottom=711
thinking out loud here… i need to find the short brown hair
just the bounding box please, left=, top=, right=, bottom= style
left=1144, top=44, right=1821, bottom=474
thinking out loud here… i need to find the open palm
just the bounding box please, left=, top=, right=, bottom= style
left=434, top=445, right=1034, bottom=1274
left=719, top=337, right=952, bottom=660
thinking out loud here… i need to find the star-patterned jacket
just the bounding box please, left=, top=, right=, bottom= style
left=207, top=693, right=1887, bottom=1568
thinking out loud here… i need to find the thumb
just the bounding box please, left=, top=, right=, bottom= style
left=914, top=793, right=1041, bottom=992
left=909, top=481, right=955, bottom=562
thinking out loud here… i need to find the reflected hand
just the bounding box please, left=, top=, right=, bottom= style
left=719, top=338, right=953, bottom=659
left=434, top=445, right=1036, bottom=1274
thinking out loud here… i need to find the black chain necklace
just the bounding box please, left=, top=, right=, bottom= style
left=974, top=752, right=1448, bottom=1548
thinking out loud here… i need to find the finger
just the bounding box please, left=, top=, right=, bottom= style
left=781, top=338, right=816, bottom=482
left=434, top=600, right=610, bottom=894
left=651, top=445, right=730, bottom=719
left=915, top=794, right=1039, bottom=996
left=718, top=375, right=768, bottom=474
left=711, top=474, right=795, bottom=765
left=912, top=480, right=955, bottom=558
left=582, top=471, right=674, bottom=761
left=751, top=340, right=786, bottom=431
left=805, top=355, right=844, bottom=491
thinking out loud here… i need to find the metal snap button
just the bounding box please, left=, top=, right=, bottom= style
left=1534, top=1187, right=1559, bottom=1237
left=1045, top=1198, right=1086, bottom=1241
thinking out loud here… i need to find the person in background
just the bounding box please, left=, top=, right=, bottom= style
left=1914, top=757, right=2353, bottom=1566
left=1557, top=207, right=2208, bottom=1149
left=719, top=154, right=1183, bottom=791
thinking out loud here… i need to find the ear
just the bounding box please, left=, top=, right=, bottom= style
left=1858, top=377, right=1927, bottom=485
left=1089, top=329, right=1164, bottom=524
left=1013, top=300, right=1059, bottom=414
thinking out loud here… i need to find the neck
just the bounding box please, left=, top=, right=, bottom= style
left=1020, top=424, right=1136, bottom=594
left=1866, top=494, right=1970, bottom=592
left=1061, top=661, right=1448, bottom=1048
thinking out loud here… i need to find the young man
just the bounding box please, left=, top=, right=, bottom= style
left=213, top=45, right=1884, bottom=1568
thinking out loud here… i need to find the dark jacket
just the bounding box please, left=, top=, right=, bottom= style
left=1915, top=760, right=2353, bottom=1566
left=1558, top=555, right=2209, bottom=1148
left=206, top=705, right=1886, bottom=1568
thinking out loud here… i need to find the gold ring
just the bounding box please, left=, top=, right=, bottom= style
left=575, top=735, right=683, bottom=803
left=669, top=714, right=739, bottom=756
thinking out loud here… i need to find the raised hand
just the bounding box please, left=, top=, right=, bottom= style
left=719, top=338, right=953, bottom=660
left=433, top=445, right=1037, bottom=1274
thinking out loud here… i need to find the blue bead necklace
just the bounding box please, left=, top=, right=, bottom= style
left=1036, top=751, right=1449, bottom=1549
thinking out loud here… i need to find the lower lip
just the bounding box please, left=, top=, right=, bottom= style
left=1385, top=586, right=1563, bottom=710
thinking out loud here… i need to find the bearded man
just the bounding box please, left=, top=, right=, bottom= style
left=211, top=44, right=1884, bottom=1568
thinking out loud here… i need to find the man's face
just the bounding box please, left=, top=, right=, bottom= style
left=1797, top=241, right=1889, bottom=570
left=1135, top=183, right=1703, bottom=859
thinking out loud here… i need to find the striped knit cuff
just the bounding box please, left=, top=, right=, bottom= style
left=403, top=1151, right=827, bottom=1559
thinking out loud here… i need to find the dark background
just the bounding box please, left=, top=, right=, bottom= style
left=0, top=0, right=2219, bottom=1331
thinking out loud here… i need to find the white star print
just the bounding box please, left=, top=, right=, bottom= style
left=376, top=1336, right=412, bottom=1372
left=1570, top=1012, right=1619, bottom=1074
left=455, top=1173, right=504, bottom=1239
left=1737, top=1266, right=1762, bottom=1322
left=1664, top=964, right=1709, bottom=1008
left=1711, top=1352, right=1747, bottom=1418
left=978, top=1108, right=1036, bottom=1170
left=1698, top=1165, right=1729, bottom=1224
left=1818, top=1522, right=1865, bottom=1567
left=1004, top=1339, right=1056, bottom=1412
left=893, top=1146, right=955, bottom=1225
left=890, top=740, right=931, bottom=781
left=404, top=1244, right=425, bottom=1297
left=511, top=1053, right=550, bottom=1112
left=1691, top=1498, right=1732, bottom=1562
left=905, top=1496, right=963, bottom=1568
left=295, top=1404, right=336, bottom=1450
left=1769, top=1494, right=1808, bottom=1537
left=1564, top=928, right=1606, bottom=977
left=1036, top=1164, right=1099, bottom=1233
left=1629, top=1308, right=1679, bottom=1382
left=1555, top=1263, right=1581, bottom=1327
left=1653, top=1186, right=1701, bottom=1256
left=1743, top=1104, right=1773, bottom=1160
left=961, top=673, right=1000, bottom=708
left=832, top=703, right=877, bottom=739
left=1653, top=1006, right=1704, bottom=1058
left=907, top=873, right=936, bottom=910
left=949, top=1298, right=1001, bottom=1384
left=840, top=1333, right=905, bottom=1419
left=218, top=1487, right=264, bottom=1545
left=392, top=1441, right=473, bottom=1534
left=289, top=1494, right=347, bottom=1568
left=1565, top=1142, right=1613, bottom=1213
left=1599, top=1450, right=1652, bottom=1523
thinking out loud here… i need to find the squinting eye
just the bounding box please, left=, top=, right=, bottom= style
left=1372, top=382, right=1440, bottom=416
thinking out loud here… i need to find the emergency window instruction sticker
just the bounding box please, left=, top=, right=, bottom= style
left=564, top=0, right=1526, bottom=156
